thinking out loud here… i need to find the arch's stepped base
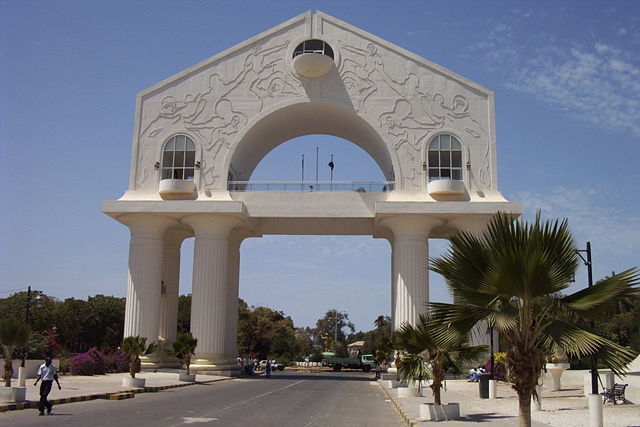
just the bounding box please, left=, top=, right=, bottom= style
left=103, top=11, right=522, bottom=362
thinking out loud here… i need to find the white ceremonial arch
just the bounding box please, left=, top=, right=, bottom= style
left=103, top=11, right=521, bottom=374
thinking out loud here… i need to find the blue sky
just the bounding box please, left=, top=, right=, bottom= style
left=1, top=1, right=639, bottom=332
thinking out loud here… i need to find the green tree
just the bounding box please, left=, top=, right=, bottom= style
left=54, top=298, right=89, bottom=353
left=314, top=309, right=355, bottom=351
left=430, top=212, right=639, bottom=427
left=237, top=299, right=298, bottom=360
left=397, top=313, right=486, bottom=403
left=0, top=291, right=57, bottom=335
left=177, top=294, right=192, bottom=334
left=0, top=319, right=31, bottom=387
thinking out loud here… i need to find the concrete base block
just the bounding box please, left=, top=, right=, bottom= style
left=122, top=377, right=146, bottom=388
left=419, top=402, right=460, bottom=421
left=0, top=386, right=27, bottom=402
left=178, top=373, right=196, bottom=382
left=397, top=387, right=420, bottom=398
left=380, top=373, right=397, bottom=381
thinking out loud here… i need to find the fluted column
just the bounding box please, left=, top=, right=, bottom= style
left=447, top=215, right=497, bottom=353
left=382, top=216, right=442, bottom=330
left=156, top=228, right=190, bottom=367
left=225, top=231, right=245, bottom=362
left=122, top=215, right=175, bottom=344
left=183, top=214, right=243, bottom=373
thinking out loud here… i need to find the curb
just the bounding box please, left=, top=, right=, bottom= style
left=0, top=377, right=232, bottom=413
left=377, top=379, right=421, bottom=427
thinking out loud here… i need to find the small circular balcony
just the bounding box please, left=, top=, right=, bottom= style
left=292, top=39, right=335, bottom=78
left=159, top=179, right=196, bottom=200
left=428, top=179, right=466, bottom=199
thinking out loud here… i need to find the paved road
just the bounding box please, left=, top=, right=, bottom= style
left=1, top=371, right=403, bottom=426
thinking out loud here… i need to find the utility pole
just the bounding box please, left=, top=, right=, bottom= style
left=315, top=146, right=319, bottom=182
left=21, top=286, right=32, bottom=368
left=301, top=154, right=305, bottom=191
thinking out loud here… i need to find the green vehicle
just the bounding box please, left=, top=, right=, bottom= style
left=323, top=354, right=375, bottom=372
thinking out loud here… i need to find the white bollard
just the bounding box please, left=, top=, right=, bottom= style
left=489, top=379, right=497, bottom=399
left=588, top=394, right=603, bottom=427
left=18, top=366, right=26, bottom=387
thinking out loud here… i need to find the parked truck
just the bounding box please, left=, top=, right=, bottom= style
left=323, top=354, right=375, bottom=372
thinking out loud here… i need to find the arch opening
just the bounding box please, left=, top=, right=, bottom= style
left=226, top=102, right=396, bottom=187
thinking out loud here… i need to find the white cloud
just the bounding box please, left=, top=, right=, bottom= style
left=503, top=42, right=640, bottom=136
left=513, top=186, right=640, bottom=277
left=470, top=12, right=640, bottom=137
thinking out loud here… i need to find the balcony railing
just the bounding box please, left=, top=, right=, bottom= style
left=228, top=181, right=395, bottom=192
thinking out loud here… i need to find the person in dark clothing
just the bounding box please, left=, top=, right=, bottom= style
left=34, top=357, right=61, bottom=416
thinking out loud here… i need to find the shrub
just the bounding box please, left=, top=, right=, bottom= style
left=104, top=352, right=129, bottom=373
left=70, top=353, right=96, bottom=375
left=58, top=357, right=70, bottom=374
left=85, top=347, right=106, bottom=374
left=114, top=352, right=130, bottom=373
left=484, top=360, right=507, bottom=382
left=104, top=353, right=117, bottom=373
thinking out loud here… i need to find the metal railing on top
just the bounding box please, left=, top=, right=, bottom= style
left=227, top=181, right=395, bottom=192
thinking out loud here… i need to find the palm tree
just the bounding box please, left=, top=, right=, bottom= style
left=0, top=319, right=31, bottom=387
left=396, top=313, right=486, bottom=405
left=172, top=332, right=198, bottom=375
left=429, top=212, right=639, bottom=427
left=121, top=336, right=157, bottom=378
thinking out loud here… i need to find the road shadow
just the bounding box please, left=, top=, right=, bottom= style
left=458, top=412, right=518, bottom=423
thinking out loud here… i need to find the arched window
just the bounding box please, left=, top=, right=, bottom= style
left=162, top=135, right=196, bottom=180
left=293, top=39, right=334, bottom=59
left=428, top=134, right=462, bottom=180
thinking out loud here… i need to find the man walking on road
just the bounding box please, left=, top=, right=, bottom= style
left=34, top=357, right=61, bottom=416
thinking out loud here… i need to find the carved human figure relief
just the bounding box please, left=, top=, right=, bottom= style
left=249, top=70, right=302, bottom=110
left=424, top=94, right=491, bottom=186
left=141, top=94, right=207, bottom=138
left=339, top=41, right=386, bottom=113
left=135, top=152, right=148, bottom=189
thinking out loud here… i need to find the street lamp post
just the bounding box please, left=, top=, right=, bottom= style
left=576, top=242, right=603, bottom=427
left=576, top=242, right=598, bottom=395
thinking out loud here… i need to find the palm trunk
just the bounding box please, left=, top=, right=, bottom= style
left=518, top=396, right=532, bottom=427
left=3, top=357, right=12, bottom=387
left=430, top=363, right=445, bottom=406
left=130, top=355, right=137, bottom=378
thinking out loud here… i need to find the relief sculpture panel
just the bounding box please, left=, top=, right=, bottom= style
left=131, top=13, right=495, bottom=195
left=134, top=35, right=304, bottom=191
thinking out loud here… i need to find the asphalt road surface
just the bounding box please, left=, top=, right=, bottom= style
left=1, top=371, right=404, bottom=426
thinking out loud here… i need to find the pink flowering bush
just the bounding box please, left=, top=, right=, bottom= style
left=69, top=353, right=96, bottom=375
left=85, top=347, right=106, bottom=374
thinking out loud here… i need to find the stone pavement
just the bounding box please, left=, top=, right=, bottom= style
left=0, top=371, right=231, bottom=413
left=378, top=377, right=640, bottom=426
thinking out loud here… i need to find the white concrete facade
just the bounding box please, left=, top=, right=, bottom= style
left=103, top=11, right=521, bottom=373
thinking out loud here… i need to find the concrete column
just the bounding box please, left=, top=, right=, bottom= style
left=122, top=215, right=175, bottom=345
left=183, top=214, right=242, bottom=374
left=224, top=232, right=244, bottom=361
left=382, top=216, right=442, bottom=329
left=157, top=229, right=190, bottom=367
left=449, top=215, right=496, bottom=352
